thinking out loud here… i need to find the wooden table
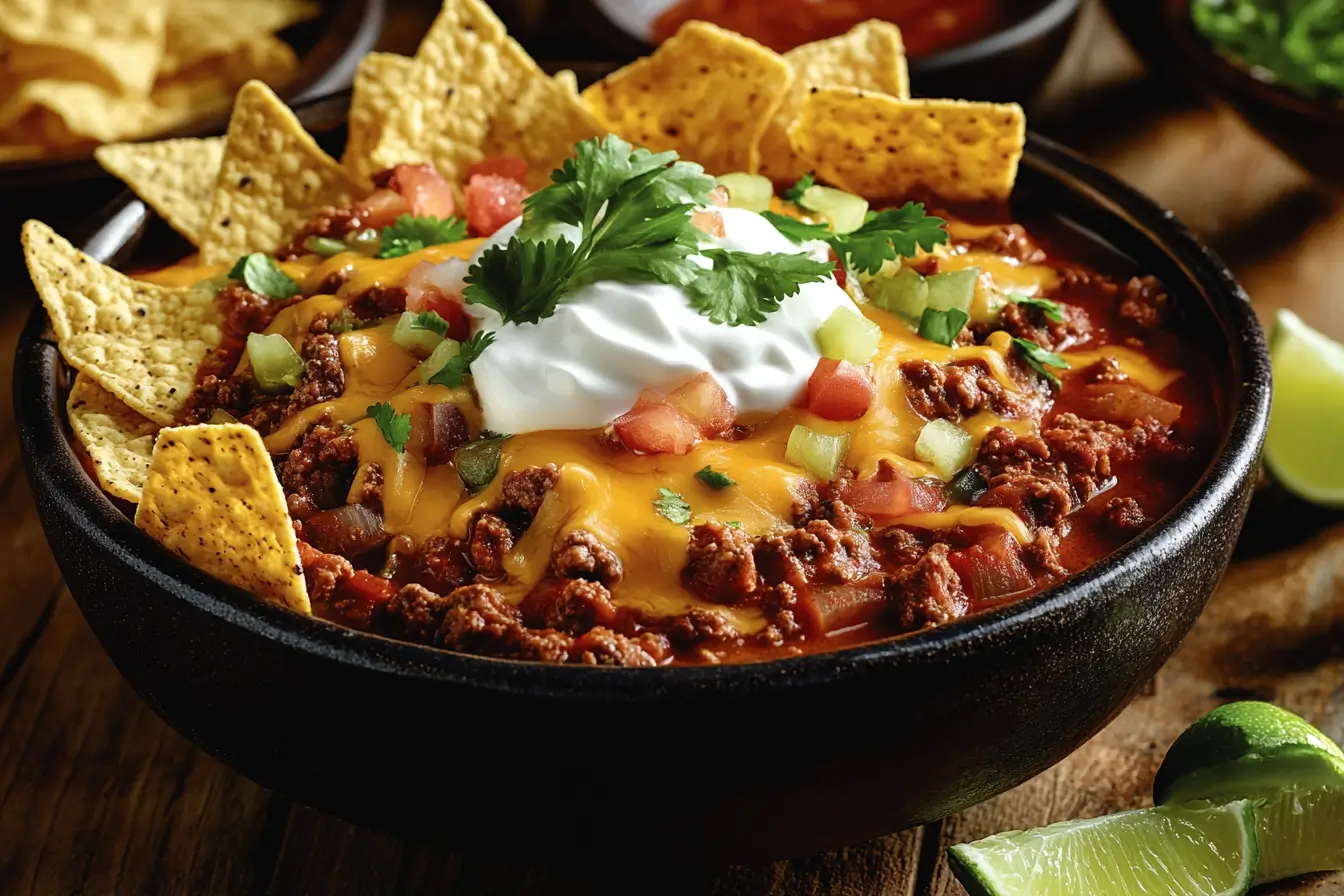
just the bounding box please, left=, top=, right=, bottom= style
left=2, top=3, right=1342, bottom=893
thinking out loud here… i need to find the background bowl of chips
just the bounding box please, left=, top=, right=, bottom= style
left=13, top=86, right=1270, bottom=861
left=0, top=0, right=386, bottom=189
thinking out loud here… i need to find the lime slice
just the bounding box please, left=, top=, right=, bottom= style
left=1265, top=309, right=1344, bottom=506
left=947, top=800, right=1259, bottom=896
left=1156, top=701, right=1344, bottom=883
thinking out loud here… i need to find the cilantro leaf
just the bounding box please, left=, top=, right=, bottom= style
left=653, top=487, right=692, bottom=524
left=464, top=237, right=580, bottom=325
left=367, top=401, right=411, bottom=453
left=829, top=203, right=949, bottom=275
left=427, top=330, right=496, bottom=388
left=377, top=215, right=468, bottom=259
left=760, top=210, right=832, bottom=243
left=695, top=466, right=736, bottom=489
left=407, top=310, right=449, bottom=337
left=784, top=172, right=815, bottom=205
left=1010, top=293, right=1066, bottom=323
left=918, top=307, right=970, bottom=346
left=1012, top=337, right=1070, bottom=389
left=686, top=249, right=835, bottom=326
left=725, top=520, right=744, bottom=529
left=228, top=253, right=300, bottom=299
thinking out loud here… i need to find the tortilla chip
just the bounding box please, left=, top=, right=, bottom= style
left=67, top=373, right=159, bottom=503
left=199, top=80, right=359, bottom=265
left=0, top=0, right=169, bottom=96
left=95, top=137, right=224, bottom=245
left=161, top=0, right=319, bottom=76
left=342, top=52, right=417, bottom=188
left=758, top=21, right=909, bottom=183
left=789, top=90, right=1026, bottom=202
left=136, top=424, right=309, bottom=614
left=581, top=21, right=791, bottom=175
left=22, top=219, right=221, bottom=424
left=367, top=0, right=602, bottom=190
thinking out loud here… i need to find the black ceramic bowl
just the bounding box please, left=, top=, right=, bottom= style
left=543, top=0, right=1081, bottom=104
left=1105, top=0, right=1344, bottom=186
left=14, top=93, right=1270, bottom=863
left=0, top=0, right=385, bottom=191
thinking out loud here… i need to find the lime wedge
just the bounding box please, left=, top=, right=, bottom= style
left=947, top=801, right=1258, bottom=896
left=1265, top=309, right=1344, bottom=506
left=1156, top=701, right=1344, bottom=883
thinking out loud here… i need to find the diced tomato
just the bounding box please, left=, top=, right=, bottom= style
left=665, top=372, right=736, bottom=436
left=806, top=358, right=875, bottom=421
left=829, top=248, right=847, bottom=289
left=465, top=174, right=528, bottom=237
left=835, top=476, right=912, bottom=517
left=332, top=570, right=398, bottom=627
left=405, top=259, right=472, bottom=339
left=947, top=529, right=1034, bottom=602
left=909, top=477, right=947, bottom=513
left=465, top=155, right=528, bottom=183
left=613, top=401, right=701, bottom=455
left=708, top=184, right=730, bottom=207
left=691, top=209, right=726, bottom=238
left=354, top=188, right=412, bottom=230
left=386, top=163, right=456, bottom=219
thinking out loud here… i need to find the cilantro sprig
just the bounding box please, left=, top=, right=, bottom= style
left=759, top=211, right=832, bottom=243
left=1010, top=293, right=1065, bottom=323
left=368, top=402, right=412, bottom=453
left=427, top=330, right=495, bottom=388
left=228, top=253, right=300, bottom=299
left=407, top=310, right=449, bottom=337
left=654, top=487, right=692, bottom=524
left=784, top=173, right=815, bottom=205
left=696, top=466, right=736, bottom=489
left=1012, top=337, right=1070, bottom=389
left=688, top=250, right=833, bottom=326
left=762, top=204, right=948, bottom=276
left=377, top=215, right=468, bottom=259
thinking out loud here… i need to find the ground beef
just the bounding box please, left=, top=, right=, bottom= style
left=661, top=608, right=744, bottom=651
left=1119, top=276, right=1170, bottom=328
left=998, top=299, right=1092, bottom=353
left=551, top=530, right=623, bottom=585
left=204, top=330, right=347, bottom=434
left=1083, top=357, right=1130, bottom=384
left=885, top=544, right=967, bottom=632
left=384, top=584, right=448, bottom=641
left=347, top=285, right=408, bottom=322
left=1105, top=496, right=1147, bottom=533
left=278, top=419, right=359, bottom=519
left=956, top=223, right=1047, bottom=263
left=874, top=527, right=929, bottom=567
left=571, top=628, right=668, bottom=667
left=435, top=584, right=574, bottom=663
left=683, top=521, right=758, bottom=603
left=901, top=360, right=1027, bottom=422
left=793, top=481, right=867, bottom=531
left=407, top=536, right=473, bottom=595
left=1042, top=413, right=1139, bottom=498
left=217, top=282, right=284, bottom=338
left=288, top=333, right=346, bottom=414
left=360, top=464, right=383, bottom=513
left=469, top=513, right=514, bottom=578
left=978, top=472, right=1074, bottom=529
left=1024, top=529, right=1069, bottom=577
left=759, top=583, right=804, bottom=643
left=977, top=426, right=1051, bottom=473
left=501, top=465, right=559, bottom=517
left=525, top=578, right=620, bottom=635
left=755, top=520, right=876, bottom=589
left=276, top=205, right=363, bottom=260
left=312, top=270, right=350, bottom=296
left=297, top=539, right=353, bottom=605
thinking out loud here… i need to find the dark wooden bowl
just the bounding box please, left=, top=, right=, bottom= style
left=0, top=0, right=386, bottom=191
left=1105, top=0, right=1344, bottom=186
left=12, top=91, right=1270, bottom=863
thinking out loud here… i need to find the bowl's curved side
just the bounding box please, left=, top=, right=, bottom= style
left=13, top=127, right=1269, bottom=861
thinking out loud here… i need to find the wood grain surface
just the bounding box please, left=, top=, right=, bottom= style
left=1, top=2, right=1342, bottom=893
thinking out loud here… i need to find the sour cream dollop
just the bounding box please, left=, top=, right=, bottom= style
left=465, top=207, right=857, bottom=435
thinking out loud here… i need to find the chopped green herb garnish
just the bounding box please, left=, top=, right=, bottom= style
left=228, top=252, right=300, bottom=299
left=456, top=435, right=510, bottom=491
left=368, top=401, right=412, bottom=453
left=325, top=308, right=361, bottom=334
left=725, top=520, right=744, bottom=529
left=695, top=466, right=737, bottom=489
left=1191, top=0, right=1344, bottom=100
left=407, top=310, right=450, bottom=337
left=687, top=249, right=834, bottom=326
left=653, top=487, right=692, bottom=524
left=377, top=214, right=469, bottom=259
left=918, top=307, right=970, bottom=346
left=759, top=210, right=833, bottom=243
left=784, top=172, right=815, bottom=204
left=427, top=330, right=495, bottom=388
left=1012, top=337, right=1070, bottom=389
left=762, top=204, right=948, bottom=276
left=1010, top=293, right=1066, bottom=323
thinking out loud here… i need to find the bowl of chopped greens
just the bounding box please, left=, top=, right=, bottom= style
left=1106, top=0, right=1344, bottom=185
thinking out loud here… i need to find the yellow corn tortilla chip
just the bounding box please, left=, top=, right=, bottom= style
left=789, top=90, right=1026, bottom=203
left=68, top=373, right=159, bottom=503
left=95, top=137, right=225, bottom=246
left=0, top=0, right=169, bottom=96
left=758, top=20, right=909, bottom=183
left=342, top=52, right=417, bottom=188
left=367, top=0, right=603, bottom=190
left=136, top=424, right=309, bottom=614
left=22, top=219, right=221, bottom=425
left=199, top=80, right=359, bottom=265
left=581, top=21, right=792, bottom=176
left=161, top=0, right=319, bottom=76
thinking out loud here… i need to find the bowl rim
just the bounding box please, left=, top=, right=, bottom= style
left=0, top=0, right=387, bottom=189
left=912, top=0, right=1082, bottom=73
left=13, top=109, right=1270, bottom=701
